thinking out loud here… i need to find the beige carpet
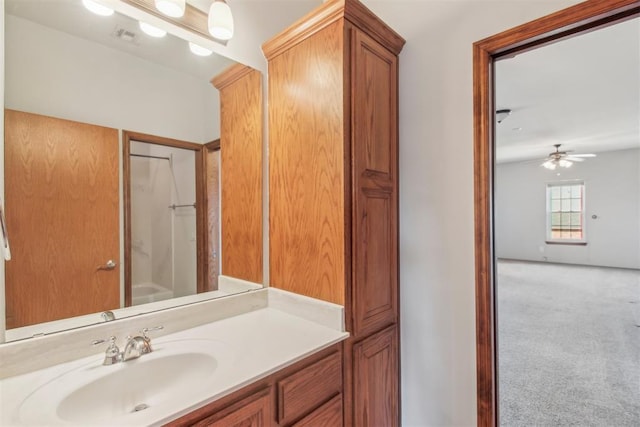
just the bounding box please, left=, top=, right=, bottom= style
left=497, top=260, right=640, bottom=426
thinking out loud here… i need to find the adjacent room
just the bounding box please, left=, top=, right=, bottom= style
left=494, top=17, right=640, bottom=426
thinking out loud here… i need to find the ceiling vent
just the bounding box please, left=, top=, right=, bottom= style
left=111, top=27, right=138, bottom=44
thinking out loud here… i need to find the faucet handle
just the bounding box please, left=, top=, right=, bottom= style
left=141, top=326, right=163, bottom=352
left=141, top=325, right=164, bottom=340
left=92, top=336, right=121, bottom=365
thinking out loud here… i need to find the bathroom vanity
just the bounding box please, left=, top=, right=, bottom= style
left=0, top=0, right=403, bottom=425
left=0, top=288, right=348, bottom=426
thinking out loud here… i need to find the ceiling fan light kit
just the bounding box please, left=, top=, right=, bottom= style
left=540, top=144, right=596, bottom=170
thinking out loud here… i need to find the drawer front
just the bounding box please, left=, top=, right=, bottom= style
left=292, top=394, right=343, bottom=427
left=277, top=352, right=342, bottom=425
left=193, top=388, right=273, bottom=427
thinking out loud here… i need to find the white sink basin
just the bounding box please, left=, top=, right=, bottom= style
left=17, top=339, right=233, bottom=426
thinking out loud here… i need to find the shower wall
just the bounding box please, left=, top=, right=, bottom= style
left=130, top=141, right=197, bottom=301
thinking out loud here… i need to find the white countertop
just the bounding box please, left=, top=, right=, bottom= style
left=0, top=289, right=349, bottom=426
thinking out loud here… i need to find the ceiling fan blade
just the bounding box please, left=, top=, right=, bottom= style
left=570, top=153, right=596, bottom=158
left=565, top=156, right=585, bottom=162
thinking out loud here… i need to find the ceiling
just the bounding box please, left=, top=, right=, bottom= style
left=5, top=0, right=235, bottom=81
left=495, top=17, right=639, bottom=163
left=6, top=1, right=638, bottom=164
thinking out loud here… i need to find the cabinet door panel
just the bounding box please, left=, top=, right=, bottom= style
left=193, top=388, right=273, bottom=427
left=353, top=326, right=399, bottom=427
left=352, top=29, right=399, bottom=338
left=277, top=352, right=342, bottom=425
left=292, top=394, right=343, bottom=427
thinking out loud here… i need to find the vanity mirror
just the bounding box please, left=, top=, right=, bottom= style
left=2, top=0, right=264, bottom=342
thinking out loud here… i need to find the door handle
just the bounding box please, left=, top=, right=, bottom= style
left=0, top=197, right=11, bottom=261
left=97, top=260, right=117, bottom=271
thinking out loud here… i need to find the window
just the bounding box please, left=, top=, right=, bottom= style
left=547, top=182, right=585, bottom=243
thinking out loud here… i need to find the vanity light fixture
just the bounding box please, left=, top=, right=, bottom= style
left=208, top=0, right=234, bottom=41
left=82, top=0, right=114, bottom=16
left=139, top=21, right=167, bottom=38
left=155, top=0, right=186, bottom=18
left=189, top=42, right=213, bottom=56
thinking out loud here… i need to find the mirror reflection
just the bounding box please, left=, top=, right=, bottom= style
left=3, top=0, right=262, bottom=341
left=494, top=17, right=639, bottom=425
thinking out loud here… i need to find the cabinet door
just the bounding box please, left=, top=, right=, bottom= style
left=277, top=352, right=342, bottom=425
left=353, top=326, right=399, bottom=426
left=193, top=388, right=273, bottom=427
left=351, top=28, right=399, bottom=338
left=292, top=394, right=343, bottom=427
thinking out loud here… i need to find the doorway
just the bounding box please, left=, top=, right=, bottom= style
left=473, top=1, right=640, bottom=425
left=123, top=131, right=205, bottom=307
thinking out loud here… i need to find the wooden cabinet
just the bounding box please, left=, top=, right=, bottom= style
left=166, top=345, right=342, bottom=427
left=263, top=1, right=404, bottom=425
left=211, top=64, right=263, bottom=284
left=192, top=388, right=272, bottom=427
left=277, top=351, right=342, bottom=425
left=353, top=326, right=399, bottom=426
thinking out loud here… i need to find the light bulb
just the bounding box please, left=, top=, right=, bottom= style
left=208, top=0, right=234, bottom=41
left=139, top=22, right=167, bottom=38
left=82, top=0, right=114, bottom=16
left=559, top=159, right=572, bottom=168
left=189, top=42, right=213, bottom=56
left=155, top=0, right=185, bottom=18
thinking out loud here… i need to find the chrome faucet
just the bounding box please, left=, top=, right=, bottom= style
left=91, top=336, right=121, bottom=365
left=122, top=335, right=151, bottom=361
left=101, top=311, right=116, bottom=322
left=92, top=326, right=163, bottom=365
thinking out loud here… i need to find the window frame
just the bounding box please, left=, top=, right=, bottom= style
left=545, top=180, right=587, bottom=245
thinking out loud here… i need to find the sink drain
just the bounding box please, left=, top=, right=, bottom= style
left=133, top=403, right=150, bottom=412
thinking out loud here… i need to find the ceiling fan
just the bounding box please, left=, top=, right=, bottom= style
left=541, top=144, right=596, bottom=170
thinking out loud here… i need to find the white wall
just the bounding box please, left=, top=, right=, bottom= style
left=496, top=148, right=640, bottom=269
left=360, top=1, right=579, bottom=425
left=4, top=14, right=219, bottom=143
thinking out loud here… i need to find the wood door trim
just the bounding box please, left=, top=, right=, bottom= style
left=473, top=1, right=640, bottom=425
left=205, top=139, right=221, bottom=152
left=122, top=130, right=206, bottom=306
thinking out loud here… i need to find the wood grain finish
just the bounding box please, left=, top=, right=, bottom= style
left=264, top=2, right=403, bottom=425
left=193, top=388, right=273, bottom=427
left=262, top=0, right=405, bottom=60
left=353, top=325, right=399, bottom=427
left=351, top=29, right=399, bottom=338
left=292, top=394, right=343, bottom=427
left=268, top=20, right=346, bottom=304
left=212, top=66, right=263, bottom=283
left=166, top=344, right=342, bottom=427
left=473, top=1, right=640, bottom=425
left=122, top=131, right=205, bottom=305
left=277, top=351, right=342, bottom=425
left=4, top=110, right=119, bottom=328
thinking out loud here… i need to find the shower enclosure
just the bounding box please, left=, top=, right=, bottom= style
left=128, top=140, right=197, bottom=306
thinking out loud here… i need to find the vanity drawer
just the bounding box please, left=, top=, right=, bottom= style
left=192, top=388, right=272, bottom=427
left=292, top=393, right=343, bottom=427
left=277, top=351, right=342, bottom=425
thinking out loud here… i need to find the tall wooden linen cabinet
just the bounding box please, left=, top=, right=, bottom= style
left=263, top=0, right=404, bottom=425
